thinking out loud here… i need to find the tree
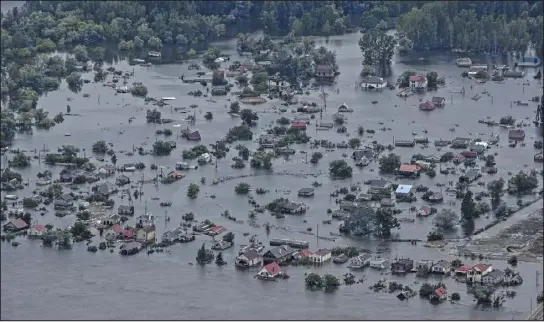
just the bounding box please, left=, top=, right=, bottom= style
left=250, top=151, right=273, bottom=170
left=432, top=209, right=459, bottom=231
left=357, top=125, right=364, bottom=136
left=152, top=141, right=173, bottom=156
left=222, top=232, right=235, bottom=243
left=251, top=71, right=269, bottom=93
left=73, top=45, right=88, bottom=62
left=147, top=36, right=163, bottom=50
left=507, top=170, right=539, bottom=195
left=196, top=244, right=213, bottom=265
left=323, top=274, right=340, bottom=292
left=131, top=84, right=148, bottom=97
left=10, top=152, right=30, bottom=168
left=92, top=140, right=108, bottom=153
left=426, top=71, right=438, bottom=88
left=235, top=183, right=251, bottom=194
left=204, top=112, right=213, bottom=120
left=374, top=207, right=400, bottom=237
left=329, top=160, right=352, bottom=179
left=358, top=30, right=396, bottom=67
left=215, top=252, right=226, bottom=265
left=22, top=197, right=39, bottom=208
left=229, top=102, right=240, bottom=114
left=66, top=72, right=83, bottom=92
left=487, top=178, right=504, bottom=204
left=240, top=109, right=259, bottom=125
left=348, top=138, right=361, bottom=149
left=53, top=113, right=64, bottom=124
left=305, top=273, right=323, bottom=290
left=187, top=183, right=200, bottom=199
left=484, top=155, right=496, bottom=168
left=310, top=152, right=323, bottom=164
left=379, top=153, right=401, bottom=174
left=461, top=190, right=476, bottom=222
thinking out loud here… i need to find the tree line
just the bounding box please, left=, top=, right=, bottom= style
left=396, top=1, right=543, bottom=55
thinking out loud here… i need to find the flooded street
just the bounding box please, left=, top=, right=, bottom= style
left=1, top=32, right=543, bottom=320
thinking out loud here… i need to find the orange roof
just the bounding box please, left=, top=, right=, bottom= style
left=434, top=287, right=447, bottom=297
left=263, top=262, right=281, bottom=274
left=399, top=164, right=420, bottom=172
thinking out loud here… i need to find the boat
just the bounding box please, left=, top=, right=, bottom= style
left=161, top=97, right=176, bottom=101
left=148, top=51, right=161, bottom=58
left=333, top=254, right=349, bottom=264
left=515, top=101, right=529, bottom=106
left=211, top=240, right=233, bottom=250
left=455, top=57, right=472, bottom=67
left=64, top=133, right=71, bottom=136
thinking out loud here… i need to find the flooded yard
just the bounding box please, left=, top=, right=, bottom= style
left=1, top=32, right=543, bottom=320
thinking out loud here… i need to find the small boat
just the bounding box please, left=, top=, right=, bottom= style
left=64, top=132, right=71, bottom=136
left=161, top=97, right=176, bottom=101
left=148, top=51, right=161, bottom=58
left=333, top=254, right=349, bottom=264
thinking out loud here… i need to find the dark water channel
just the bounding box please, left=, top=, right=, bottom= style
left=1, top=32, right=543, bottom=320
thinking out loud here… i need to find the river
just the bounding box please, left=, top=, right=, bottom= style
left=1, top=29, right=543, bottom=320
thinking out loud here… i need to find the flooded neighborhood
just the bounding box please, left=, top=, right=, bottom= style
left=1, top=1, right=543, bottom=320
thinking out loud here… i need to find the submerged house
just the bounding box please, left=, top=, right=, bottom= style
left=467, top=263, right=493, bottom=283
left=257, top=262, right=282, bottom=279
left=409, top=75, right=427, bottom=89
left=297, top=188, right=315, bottom=197
left=186, top=131, right=201, bottom=141
left=262, top=245, right=295, bottom=264
left=315, top=65, right=335, bottom=81
left=398, top=164, right=421, bottom=177
left=391, top=258, right=414, bottom=274
left=3, top=218, right=29, bottom=232
left=361, top=76, right=387, bottom=90
left=235, top=249, right=263, bottom=268
left=431, top=96, right=446, bottom=107
left=508, top=129, right=525, bottom=140
left=281, top=202, right=307, bottom=214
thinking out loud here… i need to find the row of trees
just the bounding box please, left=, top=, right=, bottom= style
left=397, top=1, right=543, bottom=55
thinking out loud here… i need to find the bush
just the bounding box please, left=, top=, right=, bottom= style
left=507, top=255, right=518, bottom=267
left=329, top=160, right=352, bottom=179
left=187, top=183, right=200, bottom=199
left=451, top=292, right=461, bottom=301
left=235, top=183, right=251, bottom=194
left=131, top=84, right=148, bottom=97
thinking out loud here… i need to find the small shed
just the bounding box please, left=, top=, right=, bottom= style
left=508, top=129, right=525, bottom=140
left=187, top=131, right=201, bottom=141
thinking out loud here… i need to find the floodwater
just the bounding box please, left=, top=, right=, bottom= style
left=1, top=32, right=543, bottom=320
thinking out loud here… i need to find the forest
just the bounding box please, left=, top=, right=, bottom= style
left=1, top=1, right=542, bottom=147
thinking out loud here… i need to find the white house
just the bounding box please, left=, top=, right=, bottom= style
left=369, top=258, right=390, bottom=269
left=361, top=76, right=387, bottom=90
left=409, top=75, right=427, bottom=89
left=467, top=263, right=493, bottom=283
left=310, top=249, right=331, bottom=263
left=136, top=225, right=156, bottom=243
left=257, top=262, right=282, bottom=278
left=482, top=269, right=504, bottom=285
left=28, top=224, right=47, bottom=238
left=281, top=202, right=308, bottom=214
left=431, top=260, right=451, bottom=274
left=235, top=249, right=263, bottom=268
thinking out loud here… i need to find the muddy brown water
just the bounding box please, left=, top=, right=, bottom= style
left=1, top=32, right=543, bottom=320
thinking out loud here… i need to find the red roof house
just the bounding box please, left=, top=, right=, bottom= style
left=419, top=101, right=435, bottom=111
left=460, top=150, right=478, bottom=158
left=508, top=129, right=525, bottom=140
left=297, top=249, right=314, bottom=258
left=123, top=229, right=135, bottom=239
left=3, top=218, right=29, bottom=232
left=455, top=265, right=472, bottom=274
left=291, top=122, right=307, bottom=130
left=473, top=263, right=491, bottom=273
left=206, top=225, right=226, bottom=236
left=409, top=75, right=428, bottom=88
left=257, top=262, right=282, bottom=278
left=398, top=164, right=421, bottom=176
left=111, top=224, right=123, bottom=234
left=431, top=286, right=448, bottom=301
